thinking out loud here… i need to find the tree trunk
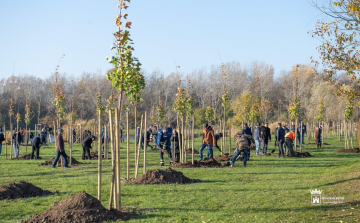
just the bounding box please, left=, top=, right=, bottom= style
left=114, top=108, right=121, bottom=211
left=25, top=124, right=28, bottom=153
left=192, top=115, right=194, bottom=165
left=98, top=109, right=103, bottom=202
left=143, top=111, right=147, bottom=174
left=108, top=110, right=115, bottom=210
left=4, top=125, right=7, bottom=160
left=135, top=115, right=143, bottom=178
left=134, top=106, right=137, bottom=166
left=126, top=111, right=130, bottom=179
left=294, top=119, right=298, bottom=152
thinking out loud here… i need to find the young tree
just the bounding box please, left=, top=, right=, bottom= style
left=25, top=104, right=31, bottom=152
left=106, top=0, right=145, bottom=211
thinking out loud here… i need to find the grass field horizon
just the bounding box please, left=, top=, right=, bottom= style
left=0, top=135, right=359, bottom=222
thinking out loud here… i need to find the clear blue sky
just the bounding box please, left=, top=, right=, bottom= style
left=0, top=0, right=323, bottom=79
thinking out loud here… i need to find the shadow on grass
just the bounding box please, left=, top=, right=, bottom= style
left=319, top=176, right=360, bottom=187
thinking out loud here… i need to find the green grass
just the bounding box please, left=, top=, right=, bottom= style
left=0, top=136, right=359, bottom=222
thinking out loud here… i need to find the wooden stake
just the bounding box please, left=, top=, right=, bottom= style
left=126, top=110, right=130, bottom=179
left=108, top=110, right=115, bottom=210
left=135, top=115, right=143, bottom=178
left=134, top=106, right=137, bottom=169
left=98, top=109, right=103, bottom=202
left=114, top=108, right=121, bottom=211
left=143, top=111, right=147, bottom=174
left=4, top=125, right=7, bottom=160
left=192, top=115, right=194, bottom=165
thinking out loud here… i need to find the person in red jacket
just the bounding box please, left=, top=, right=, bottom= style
left=285, top=130, right=296, bottom=157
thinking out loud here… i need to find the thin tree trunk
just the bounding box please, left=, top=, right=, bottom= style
left=192, top=115, right=194, bottom=165
left=98, top=110, right=103, bottom=202
left=114, top=108, right=121, bottom=211
left=134, top=106, right=137, bottom=167
left=135, top=115, right=143, bottom=178
left=4, top=125, right=7, bottom=160
left=294, top=119, right=298, bottom=152
left=300, top=121, right=303, bottom=153
left=25, top=124, right=28, bottom=153
left=126, top=111, right=130, bottom=179
left=108, top=110, right=115, bottom=210
left=143, top=111, right=147, bottom=173
left=177, top=115, right=182, bottom=163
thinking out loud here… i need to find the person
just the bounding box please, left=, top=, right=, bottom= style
left=276, top=123, right=286, bottom=158
left=52, top=128, right=71, bottom=168
left=136, top=126, right=140, bottom=145
left=315, top=126, right=322, bottom=148
left=157, top=127, right=173, bottom=166
left=240, top=123, right=252, bottom=135
left=41, top=128, right=47, bottom=145
left=73, top=128, right=76, bottom=143
left=82, top=135, right=96, bottom=160
left=199, top=123, right=207, bottom=160
left=291, top=121, right=295, bottom=132
left=31, top=136, right=41, bottom=159
left=229, top=133, right=254, bottom=167
left=199, top=123, right=215, bottom=160
left=12, top=131, right=23, bottom=158
left=254, top=123, right=261, bottom=155
left=214, top=133, right=223, bottom=153
left=170, top=128, right=181, bottom=160
left=151, top=125, right=158, bottom=150
left=141, top=128, right=153, bottom=150
left=301, top=123, right=307, bottom=144
left=260, top=123, right=271, bottom=154
left=284, top=130, right=296, bottom=157
left=0, top=128, right=5, bottom=156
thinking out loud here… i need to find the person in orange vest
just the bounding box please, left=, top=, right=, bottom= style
left=285, top=130, right=296, bottom=157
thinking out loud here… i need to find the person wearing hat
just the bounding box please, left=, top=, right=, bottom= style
left=82, top=134, right=96, bottom=160
left=52, top=128, right=70, bottom=168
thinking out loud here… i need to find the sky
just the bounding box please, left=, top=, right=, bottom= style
left=0, top=0, right=325, bottom=79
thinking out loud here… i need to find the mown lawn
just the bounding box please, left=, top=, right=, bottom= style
left=0, top=135, right=359, bottom=222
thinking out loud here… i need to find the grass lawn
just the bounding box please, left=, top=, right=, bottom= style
left=0, top=135, right=359, bottom=222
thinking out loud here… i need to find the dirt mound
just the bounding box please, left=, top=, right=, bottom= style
left=173, top=158, right=230, bottom=168
left=12, top=154, right=42, bottom=160
left=293, top=151, right=312, bottom=157
left=214, top=154, right=232, bottom=162
left=131, top=167, right=200, bottom=184
left=22, top=192, right=137, bottom=223
left=309, top=142, right=330, bottom=145
left=337, top=148, right=360, bottom=153
left=0, top=181, right=51, bottom=200
left=185, top=148, right=199, bottom=154
left=39, top=157, right=83, bottom=166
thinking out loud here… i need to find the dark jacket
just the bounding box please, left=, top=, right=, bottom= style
left=261, top=126, right=271, bottom=143
left=82, top=136, right=93, bottom=148
left=315, top=129, right=321, bottom=144
left=32, top=137, right=41, bottom=147
left=12, top=132, right=23, bottom=144
left=56, top=134, right=65, bottom=152
left=170, top=131, right=181, bottom=153
left=141, top=130, right=152, bottom=143
left=276, top=127, right=285, bottom=141
left=214, top=134, right=221, bottom=149
left=240, top=126, right=252, bottom=135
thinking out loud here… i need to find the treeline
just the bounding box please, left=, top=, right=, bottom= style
left=0, top=61, right=357, bottom=130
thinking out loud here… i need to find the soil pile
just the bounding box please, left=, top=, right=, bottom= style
left=131, top=167, right=200, bottom=184
left=185, top=148, right=199, bottom=154
left=214, top=154, right=232, bottom=162
left=39, top=157, right=82, bottom=166
left=337, top=148, right=360, bottom=153
left=292, top=152, right=312, bottom=157
left=0, top=181, right=51, bottom=200
left=22, top=192, right=137, bottom=223
left=173, top=158, right=230, bottom=168
left=12, top=154, right=41, bottom=160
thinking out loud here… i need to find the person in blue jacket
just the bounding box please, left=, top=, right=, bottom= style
left=157, top=126, right=173, bottom=166
left=240, top=123, right=252, bottom=135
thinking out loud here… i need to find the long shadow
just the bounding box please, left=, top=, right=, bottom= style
left=319, top=176, right=360, bottom=187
